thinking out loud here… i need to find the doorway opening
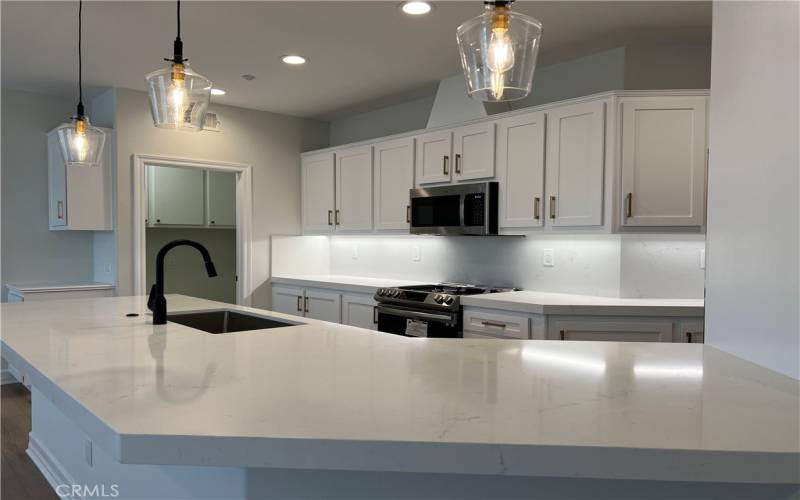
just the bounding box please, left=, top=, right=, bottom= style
left=132, top=155, right=252, bottom=305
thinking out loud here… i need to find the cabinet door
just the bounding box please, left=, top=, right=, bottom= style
left=302, top=153, right=335, bottom=234
left=304, top=288, right=342, bottom=323
left=453, top=122, right=495, bottom=181
left=207, top=170, right=236, bottom=227
left=620, top=97, right=707, bottom=227
left=548, top=317, right=673, bottom=342
left=342, top=294, right=378, bottom=331
left=48, top=133, right=67, bottom=227
left=271, top=285, right=305, bottom=316
left=497, top=112, right=546, bottom=228
left=149, top=165, right=206, bottom=225
left=335, top=146, right=373, bottom=231
left=374, top=138, right=414, bottom=231
left=545, top=100, right=605, bottom=227
left=415, top=130, right=452, bottom=185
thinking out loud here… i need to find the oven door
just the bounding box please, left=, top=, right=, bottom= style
left=376, top=304, right=461, bottom=338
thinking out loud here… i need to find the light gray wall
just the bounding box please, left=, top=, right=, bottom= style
left=705, top=1, right=800, bottom=379
left=330, top=94, right=435, bottom=146
left=112, top=89, right=329, bottom=307
left=624, top=42, right=711, bottom=90
left=0, top=89, right=97, bottom=301
left=146, top=227, right=236, bottom=304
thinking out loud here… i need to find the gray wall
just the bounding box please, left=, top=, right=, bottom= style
left=0, top=89, right=97, bottom=301
left=146, top=227, right=236, bottom=304
left=110, top=89, right=329, bottom=307
left=330, top=94, right=435, bottom=146
left=705, top=1, right=799, bottom=379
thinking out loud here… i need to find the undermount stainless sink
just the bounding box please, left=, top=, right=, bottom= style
left=167, top=309, right=302, bottom=334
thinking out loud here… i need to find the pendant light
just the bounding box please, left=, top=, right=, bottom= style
left=145, top=0, right=212, bottom=131
left=456, top=0, right=542, bottom=102
left=55, top=0, right=106, bottom=167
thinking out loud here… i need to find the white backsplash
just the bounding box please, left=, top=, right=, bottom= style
left=272, top=234, right=706, bottom=299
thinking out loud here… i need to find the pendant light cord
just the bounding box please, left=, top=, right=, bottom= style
left=171, top=0, right=185, bottom=64
left=177, top=0, right=181, bottom=40
left=77, top=0, right=84, bottom=116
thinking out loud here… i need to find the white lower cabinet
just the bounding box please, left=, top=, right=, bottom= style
left=547, top=317, right=673, bottom=342
left=342, top=293, right=378, bottom=331
left=463, top=308, right=533, bottom=339
left=679, top=320, right=705, bottom=343
left=271, top=285, right=342, bottom=323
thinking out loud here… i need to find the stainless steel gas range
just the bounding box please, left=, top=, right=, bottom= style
left=374, top=283, right=517, bottom=338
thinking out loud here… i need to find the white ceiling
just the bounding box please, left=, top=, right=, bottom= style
left=1, top=1, right=711, bottom=120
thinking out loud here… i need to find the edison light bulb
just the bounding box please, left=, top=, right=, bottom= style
left=486, top=8, right=514, bottom=73
left=490, top=71, right=505, bottom=100
left=169, top=63, right=187, bottom=124
left=71, top=118, right=88, bottom=162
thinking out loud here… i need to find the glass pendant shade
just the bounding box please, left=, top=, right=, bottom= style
left=145, top=62, right=212, bottom=131
left=56, top=116, right=106, bottom=167
left=457, top=4, right=542, bottom=102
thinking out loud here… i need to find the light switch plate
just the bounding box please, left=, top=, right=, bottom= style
left=699, top=249, right=706, bottom=269
left=412, top=246, right=421, bottom=262
left=351, top=244, right=359, bottom=260
left=543, top=248, right=555, bottom=267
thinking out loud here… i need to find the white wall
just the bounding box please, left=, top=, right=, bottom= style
left=0, top=89, right=97, bottom=301
left=705, top=1, right=800, bottom=379
left=111, top=89, right=329, bottom=307
left=274, top=234, right=706, bottom=299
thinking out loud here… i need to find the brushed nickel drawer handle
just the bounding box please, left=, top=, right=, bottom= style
left=328, top=210, right=333, bottom=226
left=534, top=197, right=541, bottom=220
left=481, top=321, right=507, bottom=328
left=626, top=192, right=633, bottom=218
left=559, top=329, right=565, bottom=341
left=443, top=155, right=449, bottom=175
left=455, top=154, right=461, bottom=174
left=303, top=296, right=309, bottom=313
left=296, top=296, right=302, bottom=312
left=335, top=209, right=341, bottom=225
left=406, top=205, right=411, bottom=223
left=550, top=196, right=557, bottom=219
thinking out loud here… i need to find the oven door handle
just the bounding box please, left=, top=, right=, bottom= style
left=376, top=305, right=454, bottom=323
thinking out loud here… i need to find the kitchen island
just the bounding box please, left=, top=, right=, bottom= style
left=1, top=295, right=798, bottom=499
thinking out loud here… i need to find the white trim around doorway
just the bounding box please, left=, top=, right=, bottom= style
left=132, top=154, right=253, bottom=306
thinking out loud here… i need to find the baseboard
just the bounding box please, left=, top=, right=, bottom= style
left=27, top=432, right=80, bottom=500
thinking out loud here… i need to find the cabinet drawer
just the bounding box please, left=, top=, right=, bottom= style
left=547, top=317, right=673, bottom=342
left=463, top=308, right=530, bottom=339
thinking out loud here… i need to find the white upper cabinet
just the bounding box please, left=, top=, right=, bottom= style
left=206, top=170, right=236, bottom=227
left=302, top=152, right=336, bottom=234
left=48, top=127, right=113, bottom=231
left=374, top=137, right=414, bottom=231
left=545, top=100, right=605, bottom=227
left=452, top=122, right=496, bottom=181
left=335, top=146, right=373, bottom=231
left=415, top=130, right=452, bottom=185
left=619, top=96, right=708, bottom=227
left=497, top=112, right=546, bottom=228
left=149, top=165, right=205, bottom=226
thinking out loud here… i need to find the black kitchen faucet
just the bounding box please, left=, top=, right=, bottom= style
left=148, top=240, right=218, bottom=325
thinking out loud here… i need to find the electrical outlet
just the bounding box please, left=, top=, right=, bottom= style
left=543, top=248, right=555, bottom=267
left=412, top=246, right=421, bottom=262
left=351, top=244, right=359, bottom=260
left=699, top=249, right=706, bottom=269
left=104, top=263, right=112, bottom=273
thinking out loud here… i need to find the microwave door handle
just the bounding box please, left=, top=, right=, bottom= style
left=460, top=193, right=466, bottom=228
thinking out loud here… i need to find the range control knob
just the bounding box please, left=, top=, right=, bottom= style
left=434, top=294, right=444, bottom=304
left=444, top=296, right=455, bottom=305
left=392, top=289, right=401, bottom=298
left=377, top=288, right=384, bottom=296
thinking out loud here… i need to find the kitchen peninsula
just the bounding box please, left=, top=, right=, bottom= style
left=2, top=295, right=798, bottom=499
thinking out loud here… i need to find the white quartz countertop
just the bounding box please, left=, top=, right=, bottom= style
left=271, top=274, right=426, bottom=294
left=461, top=290, right=705, bottom=316
left=1, top=296, right=796, bottom=484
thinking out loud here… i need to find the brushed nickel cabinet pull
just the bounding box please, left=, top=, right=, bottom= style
left=534, top=197, right=541, bottom=220
left=626, top=192, right=633, bottom=218
left=303, top=296, right=309, bottom=313
left=550, top=196, right=557, bottom=219
left=373, top=306, right=379, bottom=324
left=327, top=210, right=333, bottom=225
left=686, top=331, right=693, bottom=343
left=559, top=329, right=566, bottom=341
left=455, top=154, right=462, bottom=174
left=406, top=205, right=411, bottom=223
left=443, top=155, right=449, bottom=175
left=481, top=320, right=507, bottom=328
left=335, top=209, right=341, bottom=225
left=57, top=200, right=64, bottom=220
left=296, top=296, right=302, bottom=312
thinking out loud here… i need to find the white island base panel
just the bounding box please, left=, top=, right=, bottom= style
left=28, top=387, right=800, bottom=500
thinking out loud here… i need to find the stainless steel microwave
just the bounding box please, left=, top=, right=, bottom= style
left=409, top=182, right=498, bottom=236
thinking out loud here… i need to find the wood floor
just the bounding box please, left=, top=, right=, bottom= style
left=2, top=383, right=58, bottom=500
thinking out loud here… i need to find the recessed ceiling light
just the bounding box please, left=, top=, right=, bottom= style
left=281, top=55, right=307, bottom=65
left=210, top=88, right=226, bottom=96
left=401, top=1, right=432, bottom=15
left=241, top=74, right=256, bottom=81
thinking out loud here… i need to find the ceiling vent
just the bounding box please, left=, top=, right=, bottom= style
left=202, top=112, right=222, bottom=132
